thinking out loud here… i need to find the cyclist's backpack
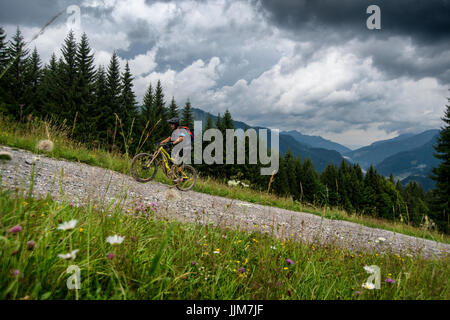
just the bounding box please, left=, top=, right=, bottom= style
left=178, top=126, right=194, bottom=144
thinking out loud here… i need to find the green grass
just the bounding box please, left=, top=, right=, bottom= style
left=1, top=114, right=449, bottom=244
left=1, top=189, right=449, bottom=300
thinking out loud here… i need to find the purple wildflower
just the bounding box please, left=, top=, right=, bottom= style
left=384, top=278, right=395, bottom=284
left=285, top=259, right=294, bottom=265
left=355, top=291, right=361, bottom=296
left=70, top=202, right=74, bottom=208
left=26, top=240, right=36, bottom=250
left=9, top=225, right=22, bottom=233
left=191, top=261, right=197, bottom=266
left=238, top=267, right=246, bottom=273
left=13, top=269, right=20, bottom=276
left=107, top=253, right=116, bottom=260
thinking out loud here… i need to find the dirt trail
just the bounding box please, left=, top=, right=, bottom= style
left=1, top=145, right=449, bottom=259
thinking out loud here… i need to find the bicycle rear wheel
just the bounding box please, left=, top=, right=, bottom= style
left=130, top=153, right=158, bottom=182
left=175, top=164, right=197, bottom=191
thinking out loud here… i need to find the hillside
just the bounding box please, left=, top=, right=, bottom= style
left=282, top=130, right=351, bottom=154
left=375, top=134, right=440, bottom=190
left=344, top=130, right=440, bottom=169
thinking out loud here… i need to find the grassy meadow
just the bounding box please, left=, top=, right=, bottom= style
left=0, top=188, right=449, bottom=300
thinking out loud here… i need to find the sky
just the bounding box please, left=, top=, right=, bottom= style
left=1, top=0, right=449, bottom=149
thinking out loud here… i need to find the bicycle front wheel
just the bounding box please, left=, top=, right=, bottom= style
left=130, top=153, right=158, bottom=182
left=176, top=164, right=197, bottom=191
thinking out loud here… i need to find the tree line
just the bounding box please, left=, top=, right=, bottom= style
left=0, top=28, right=447, bottom=234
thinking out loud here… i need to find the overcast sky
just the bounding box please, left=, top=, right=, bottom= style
left=1, top=0, right=449, bottom=148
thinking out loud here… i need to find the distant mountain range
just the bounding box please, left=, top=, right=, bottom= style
left=192, top=108, right=344, bottom=172
left=191, top=107, right=441, bottom=189
left=343, top=130, right=439, bottom=169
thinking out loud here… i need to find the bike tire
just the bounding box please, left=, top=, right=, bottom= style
left=130, top=153, right=158, bottom=183
left=176, top=164, right=197, bottom=191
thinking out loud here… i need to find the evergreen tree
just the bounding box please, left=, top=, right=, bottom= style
left=23, top=47, right=42, bottom=116
left=205, top=113, right=214, bottom=131
left=140, top=83, right=154, bottom=140
left=0, top=27, right=7, bottom=112
left=181, top=99, right=194, bottom=129
left=106, top=51, right=122, bottom=147
left=168, top=96, right=179, bottom=119
left=119, top=61, right=138, bottom=152
left=222, top=109, right=234, bottom=130
left=6, top=27, right=30, bottom=118
left=59, top=30, right=78, bottom=122
left=74, top=33, right=96, bottom=140
left=153, top=80, right=170, bottom=140
left=40, top=53, right=63, bottom=119
left=92, top=65, right=108, bottom=143
left=430, top=96, right=450, bottom=233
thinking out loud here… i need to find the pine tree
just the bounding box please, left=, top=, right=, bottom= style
left=181, top=99, right=194, bottom=129
left=430, top=96, right=450, bottom=233
left=153, top=80, right=170, bottom=140
left=119, top=61, right=138, bottom=152
left=168, top=96, right=179, bottom=119
left=59, top=31, right=78, bottom=122
left=74, top=33, right=96, bottom=140
left=222, top=109, right=234, bottom=130
left=23, top=47, right=42, bottom=116
left=205, top=113, right=214, bottom=131
left=92, top=65, right=108, bottom=142
left=40, top=53, right=63, bottom=119
left=106, top=51, right=122, bottom=147
left=6, top=27, right=30, bottom=119
left=0, top=27, right=8, bottom=112
left=140, top=83, right=153, bottom=133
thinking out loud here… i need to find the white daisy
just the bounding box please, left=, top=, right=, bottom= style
left=57, top=219, right=78, bottom=231
left=106, top=235, right=125, bottom=245
left=58, top=249, right=79, bottom=260
left=362, top=282, right=376, bottom=290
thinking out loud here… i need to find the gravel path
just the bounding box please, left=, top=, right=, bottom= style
left=1, top=145, right=449, bottom=260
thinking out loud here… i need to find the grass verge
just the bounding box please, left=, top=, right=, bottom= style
left=1, top=189, right=449, bottom=300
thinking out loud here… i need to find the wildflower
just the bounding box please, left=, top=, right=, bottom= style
left=355, top=291, right=361, bottom=296
left=13, top=269, right=20, bottom=276
left=41, top=213, right=45, bottom=217
left=106, top=235, right=125, bottom=245
left=283, top=267, right=289, bottom=270
left=384, top=278, right=395, bottom=284
left=58, top=249, right=79, bottom=260
left=285, top=259, right=294, bottom=265
left=26, top=240, right=36, bottom=250
left=9, top=225, right=22, bottom=233
left=238, top=267, right=246, bottom=273
left=57, top=219, right=78, bottom=231
left=213, top=249, right=220, bottom=254
left=270, top=246, right=277, bottom=250
left=191, top=261, right=197, bottom=266
left=79, top=228, right=84, bottom=233
left=70, top=202, right=74, bottom=208
left=107, top=253, right=116, bottom=260
left=252, top=238, right=258, bottom=243
left=362, top=282, right=375, bottom=290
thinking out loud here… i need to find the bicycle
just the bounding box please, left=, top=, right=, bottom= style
left=130, top=143, right=197, bottom=191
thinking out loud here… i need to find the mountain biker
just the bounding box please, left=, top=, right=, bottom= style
left=159, top=117, right=192, bottom=183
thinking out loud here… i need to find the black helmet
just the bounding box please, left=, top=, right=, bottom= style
left=168, top=117, right=179, bottom=126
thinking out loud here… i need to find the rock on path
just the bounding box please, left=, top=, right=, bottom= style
left=1, top=145, right=449, bottom=259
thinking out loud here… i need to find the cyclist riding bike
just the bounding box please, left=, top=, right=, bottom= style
left=159, top=117, right=192, bottom=183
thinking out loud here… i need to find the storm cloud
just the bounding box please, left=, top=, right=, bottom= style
left=0, top=0, right=449, bottom=147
